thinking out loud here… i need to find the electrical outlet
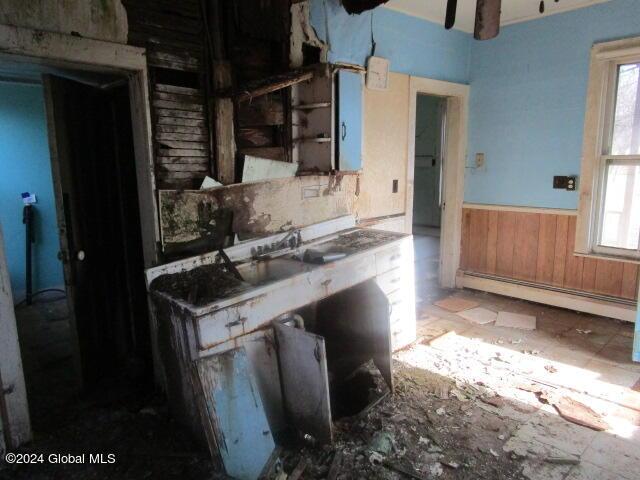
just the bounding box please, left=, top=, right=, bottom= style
left=475, top=153, right=485, bottom=168
left=553, top=176, right=578, bottom=191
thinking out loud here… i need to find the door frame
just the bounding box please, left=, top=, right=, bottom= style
left=405, top=76, right=469, bottom=288
left=0, top=25, right=158, bottom=448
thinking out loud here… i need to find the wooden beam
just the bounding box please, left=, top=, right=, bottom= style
left=221, top=70, right=314, bottom=103
left=474, top=0, right=501, bottom=40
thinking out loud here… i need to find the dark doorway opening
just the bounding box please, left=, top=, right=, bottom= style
left=43, top=74, right=152, bottom=389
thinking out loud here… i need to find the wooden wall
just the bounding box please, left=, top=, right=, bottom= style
left=460, top=207, right=639, bottom=301
left=124, top=0, right=212, bottom=190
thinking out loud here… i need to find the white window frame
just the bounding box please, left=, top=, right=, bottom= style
left=576, top=36, right=640, bottom=261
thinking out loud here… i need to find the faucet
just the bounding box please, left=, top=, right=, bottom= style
left=251, top=229, right=302, bottom=260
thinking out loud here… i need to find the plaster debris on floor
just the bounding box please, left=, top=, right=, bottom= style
left=264, top=283, right=640, bottom=480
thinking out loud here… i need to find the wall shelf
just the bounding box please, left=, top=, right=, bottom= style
left=293, top=102, right=331, bottom=110
left=294, top=137, right=332, bottom=143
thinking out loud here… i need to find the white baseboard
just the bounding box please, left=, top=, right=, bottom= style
left=457, top=272, right=636, bottom=323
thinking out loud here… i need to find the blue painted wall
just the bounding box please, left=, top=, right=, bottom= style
left=0, top=81, right=64, bottom=301
left=466, top=0, right=640, bottom=209
left=310, top=0, right=472, bottom=84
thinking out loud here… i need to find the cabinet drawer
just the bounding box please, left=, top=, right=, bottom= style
left=387, top=290, right=413, bottom=326
left=375, top=268, right=404, bottom=294
left=375, top=247, right=403, bottom=274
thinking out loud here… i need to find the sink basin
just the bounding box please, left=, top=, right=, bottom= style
left=236, top=257, right=311, bottom=286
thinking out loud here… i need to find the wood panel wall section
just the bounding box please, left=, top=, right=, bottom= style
left=460, top=207, right=639, bottom=301
left=123, top=0, right=212, bottom=190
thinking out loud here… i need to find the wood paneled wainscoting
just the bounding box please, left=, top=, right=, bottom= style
left=459, top=206, right=639, bottom=302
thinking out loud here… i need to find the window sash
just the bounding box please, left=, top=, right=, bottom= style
left=592, top=155, right=640, bottom=258
left=576, top=38, right=640, bottom=262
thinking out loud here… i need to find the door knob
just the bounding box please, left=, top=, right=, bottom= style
left=76, top=250, right=85, bottom=261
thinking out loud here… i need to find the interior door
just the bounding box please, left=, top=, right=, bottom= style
left=337, top=70, right=363, bottom=171
left=273, top=319, right=333, bottom=444
left=42, top=74, right=149, bottom=387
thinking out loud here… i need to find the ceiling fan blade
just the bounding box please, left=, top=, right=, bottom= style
left=474, top=0, right=502, bottom=40
left=445, top=0, right=458, bottom=29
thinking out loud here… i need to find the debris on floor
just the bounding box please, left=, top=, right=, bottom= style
left=495, top=311, right=537, bottom=330
left=551, top=397, right=609, bottom=432
left=274, top=360, right=527, bottom=480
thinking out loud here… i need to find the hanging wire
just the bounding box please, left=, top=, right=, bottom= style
left=370, top=10, right=377, bottom=57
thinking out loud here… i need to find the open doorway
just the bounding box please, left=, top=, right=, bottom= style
left=412, top=94, right=446, bottom=293
left=413, top=94, right=446, bottom=235
left=406, top=77, right=469, bottom=289
left=0, top=64, right=151, bottom=434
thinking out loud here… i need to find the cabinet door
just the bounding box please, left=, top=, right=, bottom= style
left=337, top=70, right=363, bottom=171
left=273, top=321, right=333, bottom=444
left=196, top=348, right=275, bottom=480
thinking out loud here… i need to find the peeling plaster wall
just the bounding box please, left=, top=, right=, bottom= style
left=310, top=0, right=471, bottom=225
left=310, top=0, right=471, bottom=83
left=0, top=0, right=128, bottom=44
left=158, top=174, right=360, bottom=251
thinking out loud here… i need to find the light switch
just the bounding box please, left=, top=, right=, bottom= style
left=475, top=153, right=485, bottom=168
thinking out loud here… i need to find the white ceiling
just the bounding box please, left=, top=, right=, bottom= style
left=385, top=0, right=612, bottom=33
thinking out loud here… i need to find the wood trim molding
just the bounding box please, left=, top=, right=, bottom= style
left=0, top=24, right=146, bottom=71
left=463, top=203, right=577, bottom=216
left=458, top=272, right=636, bottom=323
left=407, top=76, right=469, bottom=288
left=0, top=226, right=31, bottom=448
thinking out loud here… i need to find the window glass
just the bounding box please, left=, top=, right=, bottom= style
left=611, top=63, right=640, bottom=155
left=600, top=162, right=640, bottom=250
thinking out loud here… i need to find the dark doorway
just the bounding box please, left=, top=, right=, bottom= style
left=43, top=74, right=151, bottom=388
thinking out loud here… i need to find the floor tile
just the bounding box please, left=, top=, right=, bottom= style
left=565, top=460, right=634, bottom=480
left=581, top=432, right=640, bottom=480
left=583, top=359, right=640, bottom=389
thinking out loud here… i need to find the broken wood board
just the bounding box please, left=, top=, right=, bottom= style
left=434, top=296, right=480, bottom=312
left=158, top=174, right=359, bottom=253
left=242, top=156, right=298, bottom=182
left=457, top=307, right=497, bottom=325
left=195, top=348, right=275, bottom=479
left=495, top=311, right=537, bottom=330
left=553, top=396, right=609, bottom=431
left=229, top=70, right=314, bottom=103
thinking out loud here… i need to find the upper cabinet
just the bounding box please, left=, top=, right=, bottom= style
left=292, top=65, right=364, bottom=173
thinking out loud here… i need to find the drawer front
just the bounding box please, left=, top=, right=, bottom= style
left=375, top=268, right=404, bottom=294
left=387, top=289, right=413, bottom=326
left=375, top=246, right=404, bottom=274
